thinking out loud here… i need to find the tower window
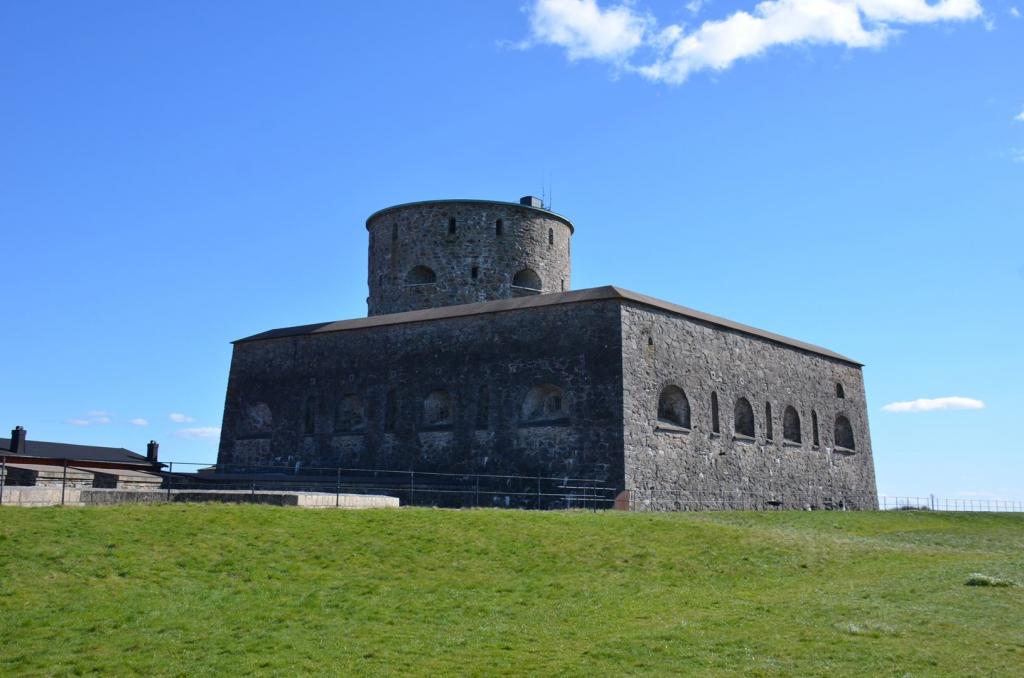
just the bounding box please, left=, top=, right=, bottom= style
left=448, top=217, right=456, bottom=234
left=476, top=385, right=490, bottom=430
left=812, top=410, right=820, bottom=447
left=405, top=265, right=436, bottom=285
left=657, top=386, right=690, bottom=428
left=423, top=390, right=453, bottom=428
left=836, top=382, right=845, bottom=398
left=765, top=402, right=773, bottom=440
left=512, top=268, right=542, bottom=291
left=522, top=384, right=567, bottom=423
left=384, top=390, right=396, bottom=432
left=471, top=266, right=479, bottom=280
left=303, top=397, right=317, bottom=435
left=392, top=223, right=398, bottom=240
left=834, top=415, right=855, bottom=450
left=783, top=406, right=801, bottom=443
left=734, top=397, right=755, bottom=438
left=495, top=219, right=503, bottom=236
left=711, top=392, right=720, bottom=434
left=548, top=228, right=554, bottom=246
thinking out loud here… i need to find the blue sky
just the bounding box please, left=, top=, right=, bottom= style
left=1, top=1, right=1021, bottom=499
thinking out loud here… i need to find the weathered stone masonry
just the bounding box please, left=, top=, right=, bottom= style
left=219, top=298, right=626, bottom=485
left=621, top=303, right=877, bottom=510
left=217, top=196, right=878, bottom=509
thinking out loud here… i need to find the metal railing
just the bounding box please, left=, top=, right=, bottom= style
left=160, top=461, right=617, bottom=510
left=1, top=456, right=1022, bottom=513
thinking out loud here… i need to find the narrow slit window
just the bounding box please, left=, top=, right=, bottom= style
left=448, top=217, right=456, bottom=234
left=812, top=410, right=820, bottom=447
left=711, top=392, right=720, bottom=434
left=384, top=390, right=396, bottom=432
left=548, top=228, right=554, bottom=246
left=471, top=266, right=479, bottom=280
left=495, top=219, right=503, bottom=236
left=765, top=402, right=773, bottom=440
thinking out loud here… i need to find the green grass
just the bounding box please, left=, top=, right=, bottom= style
left=1, top=506, right=1022, bottom=676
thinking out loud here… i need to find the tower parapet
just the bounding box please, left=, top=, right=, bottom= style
left=366, top=197, right=573, bottom=316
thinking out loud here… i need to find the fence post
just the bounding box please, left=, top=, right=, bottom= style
left=474, top=474, right=479, bottom=508
left=410, top=469, right=415, bottom=506
left=0, top=456, right=5, bottom=506
left=165, top=461, right=173, bottom=502
left=336, top=466, right=341, bottom=507
left=61, top=460, right=68, bottom=506
left=536, top=473, right=541, bottom=510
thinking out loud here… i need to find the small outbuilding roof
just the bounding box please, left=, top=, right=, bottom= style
left=234, top=286, right=861, bottom=366
left=0, top=437, right=153, bottom=466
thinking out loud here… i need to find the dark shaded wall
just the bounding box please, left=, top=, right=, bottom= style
left=217, top=301, right=625, bottom=486
left=620, top=303, right=878, bottom=510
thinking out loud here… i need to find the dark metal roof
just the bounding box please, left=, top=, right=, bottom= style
left=0, top=437, right=152, bottom=465
left=235, top=286, right=861, bottom=366
left=365, top=199, right=575, bottom=234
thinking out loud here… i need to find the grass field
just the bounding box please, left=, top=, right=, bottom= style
left=1, top=506, right=1022, bottom=676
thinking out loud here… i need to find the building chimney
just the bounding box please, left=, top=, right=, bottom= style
left=519, top=195, right=543, bottom=209
left=147, top=440, right=159, bottom=464
left=10, top=426, right=26, bottom=455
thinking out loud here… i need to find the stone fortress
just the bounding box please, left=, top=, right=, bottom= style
left=217, top=196, right=878, bottom=510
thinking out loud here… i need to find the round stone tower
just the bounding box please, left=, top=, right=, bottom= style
left=366, top=196, right=574, bottom=316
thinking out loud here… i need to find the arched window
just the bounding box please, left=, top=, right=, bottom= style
left=734, top=397, right=755, bottom=437
left=657, top=386, right=690, bottom=428
left=476, top=385, right=490, bottom=430
left=836, top=382, right=845, bottom=398
left=303, top=397, right=317, bottom=435
left=812, top=410, right=820, bottom=447
left=423, top=390, right=453, bottom=427
left=783, top=406, right=801, bottom=443
left=405, top=265, right=436, bottom=285
left=244, top=402, right=273, bottom=434
left=834, top=415, right=855, bottom=450
left=448, top=217, right=456, bottom=234
left=512, top=268, right=542, bottom=291
left=765, top=402, right=773, bottom=440
left=522, top=384, right=566, bottom=423
left=495, top=219, right=503, bottom=236
left=384, top=390, right=396, bottom=432
left=335, top=395, right=365, bottom=432
left=548, top=228, right=554, bottom=246
left=710, top=391, right=720, bottom=434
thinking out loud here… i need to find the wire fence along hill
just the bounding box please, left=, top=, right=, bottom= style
left=1, top=458, right=1021, bottom=512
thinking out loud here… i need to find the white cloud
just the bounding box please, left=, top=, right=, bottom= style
left=525, top=0, right=984, bottom=83
left=174, top=426, right=221, bottom=440
left=67, top=411, right=113, bottom=426
left=881, top=396, right=985, bottom=412
left=169, top=412, right=195, bottom=423
left=1010, top=7, right=1021, bottom=17
left=527, top=0, right=652, bottom=62
left=1015, top=109, right=1024, bottom=121
left=130, top=418, right=149, bottom=427
left=687, top=0, right=706, bottom=15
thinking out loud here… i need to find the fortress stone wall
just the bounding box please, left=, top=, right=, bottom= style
left=217, top=196, right=879, bottom=510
